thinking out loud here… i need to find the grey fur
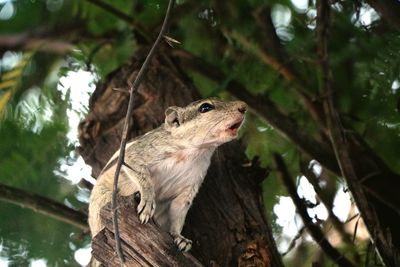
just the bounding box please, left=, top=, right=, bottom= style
left=88, top=98, right=247, bottom=252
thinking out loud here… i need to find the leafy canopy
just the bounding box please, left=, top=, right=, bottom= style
left=0, top=0, right=399, bottom=266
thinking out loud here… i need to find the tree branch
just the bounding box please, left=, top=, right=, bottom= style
left=0, top=35, right=73, bottom=54
left=252, top=5, right=323, bottom=120
left=274, top=153, right=356, bottom=267
left=0, top=24, right=115, bottom=54
left=316, top=1, right=398, bottom=265
left=85, top=0, right=150, bottom=42
left=109, top=0, right=175, bottom=264
left=222, top=29, right=326, bottom=126
left=93, top=196, right=203, bottom=266
left=0, top=23, right=80, bottom=54
left=366, top=0, right=400, bottom=30
left=252, top=5, right=286, bottom=62
left=300, top=162, right=361, bottom=264
left=85, top=0, right=134, bottom=25
left=0, top=183, right=88, bottom=231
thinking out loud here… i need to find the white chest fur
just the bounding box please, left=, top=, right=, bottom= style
left=149, top=147, right=215, bottom=201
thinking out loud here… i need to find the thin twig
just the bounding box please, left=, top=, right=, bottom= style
left=274, top=153, right=356, bottom=267
left=344, top=213, right=360, bottom=225
left=110, top=0, right=175, bottom=265
left=282, top=226, right=306, bottom=257
left=0, top=183, right=88, bottom=231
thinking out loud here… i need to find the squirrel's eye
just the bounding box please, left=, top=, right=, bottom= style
left=198, top=103, right=215, bottom=113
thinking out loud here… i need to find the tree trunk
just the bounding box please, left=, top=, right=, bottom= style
left=78, top=46, right=283, bottom=267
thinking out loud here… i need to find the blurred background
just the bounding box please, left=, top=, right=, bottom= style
left=0, top=0, right=399, bottom=266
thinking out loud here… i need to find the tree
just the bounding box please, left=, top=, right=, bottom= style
left=78, top=48, right=283, bottom=266
left=0, top=0, right=399, bottom=266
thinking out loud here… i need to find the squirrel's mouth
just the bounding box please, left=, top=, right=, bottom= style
left=227, top=118, right=244, bottom=133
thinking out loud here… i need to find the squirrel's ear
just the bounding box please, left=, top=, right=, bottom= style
left=165, top=106, right=182, bottom=129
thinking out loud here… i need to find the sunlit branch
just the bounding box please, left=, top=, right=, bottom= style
left=92, top=196, right=203, bottom=266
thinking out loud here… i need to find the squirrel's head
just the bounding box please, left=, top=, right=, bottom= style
left=164, top=98, right=247, bottom=147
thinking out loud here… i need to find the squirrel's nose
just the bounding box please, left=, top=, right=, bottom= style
left=237, top=101, right=247, bottom=114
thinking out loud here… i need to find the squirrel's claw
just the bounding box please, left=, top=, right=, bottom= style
left=137, top=198, right=156, bottom=224
left=173, top=234, right=192, bottom=252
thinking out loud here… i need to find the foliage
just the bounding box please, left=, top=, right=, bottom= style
left=0, top=97, right=89, bottom=266
left=0, top=52, right=33, bottom=115
left=0, top=0, right=399, bottom=266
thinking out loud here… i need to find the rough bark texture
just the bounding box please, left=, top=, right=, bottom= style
left=78, top=46, right=283, bottom=267
left=92, top=196, right=203, bottom=266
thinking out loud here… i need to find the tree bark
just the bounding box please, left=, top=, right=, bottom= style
left=92, top=196, right=203, bottom=266
left=367, top=0, right=400, bottom=30
left=79, top=46, right=283, bottom=267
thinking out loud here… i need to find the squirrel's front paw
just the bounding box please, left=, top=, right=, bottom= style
left=172, top=234, right=192, bottom=252
left=137, top=196, right=156, bottom=224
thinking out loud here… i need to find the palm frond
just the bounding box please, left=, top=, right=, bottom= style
left=0, top=52, right=34, bottom=116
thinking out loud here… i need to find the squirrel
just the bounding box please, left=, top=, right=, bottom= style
left=88, top=98, right=247, bottom=252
